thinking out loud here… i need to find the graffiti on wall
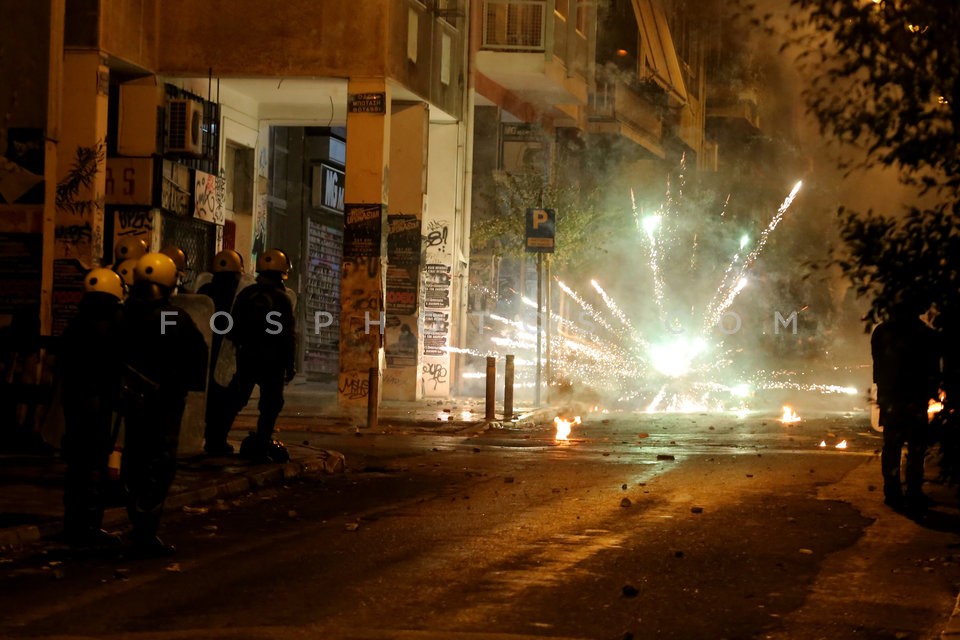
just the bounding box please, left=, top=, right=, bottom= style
left=194, top=169, right=225, bottom=224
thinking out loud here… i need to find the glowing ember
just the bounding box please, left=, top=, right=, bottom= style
left=780, top=406, right=801, bottom=424
left=554, top=416, right=582, bottom=441
left=928, top=398, right=944, bottom=418
left=835, top=440, right=848, bottom=449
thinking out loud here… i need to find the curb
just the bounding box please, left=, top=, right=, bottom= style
left=0, top=450, right=345, bottom=552
left=942, top=590, right=960, bottom=638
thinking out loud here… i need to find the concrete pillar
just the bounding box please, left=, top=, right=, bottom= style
left=57, top=51, right=109, bottom=264
left=383, top=102, right=429, bottom=401
left=49, top=50, right=109, bottom=336
left=339, top=78, right=391, bottom=411
left=420, top=122, right=460, bottom=398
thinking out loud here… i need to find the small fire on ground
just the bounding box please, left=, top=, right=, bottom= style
left=929, top=395, right=945, bottom=420
left=819, top=439, right=848, bottom=449
left=554, top=416, right=582, bottom=441
left=780, top=405, right=801, bottom=424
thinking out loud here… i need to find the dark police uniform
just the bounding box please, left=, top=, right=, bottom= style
left=871, top=309, right=940, bottom=509
left=122, top=281, right=206, bottom=552
left=213, top=272, right=295, bottom=461
left=60, top=290, right=125, bottom=544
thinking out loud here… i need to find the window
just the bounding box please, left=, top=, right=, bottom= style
left=408, top=8, right=419, bottom=63
left=441, top=33, right=452, bottom=85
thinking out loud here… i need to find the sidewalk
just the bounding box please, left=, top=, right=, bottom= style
left=0, top=392, right=546, bottom=551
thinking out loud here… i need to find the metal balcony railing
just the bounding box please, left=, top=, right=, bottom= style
left=482, top=0, right=546, bottom=51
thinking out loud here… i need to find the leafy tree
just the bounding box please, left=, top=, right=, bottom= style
left=756, top=0, right=960, bottom=327
left=470, top=157, right=608, bottom=271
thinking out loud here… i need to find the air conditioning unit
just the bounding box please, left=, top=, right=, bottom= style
left=166, top=98, right=204, bottom=155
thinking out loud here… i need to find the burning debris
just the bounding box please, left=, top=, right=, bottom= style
left=554, top=416, right=582, bottom=442
left=780, top=405, right=801, bottom=424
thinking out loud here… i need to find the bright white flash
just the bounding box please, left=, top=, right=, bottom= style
left=649, top=337, right=707, bottom=378
left=739, top=234, right=749, bottom=250
left=731, top=383, right=751, bottom=398
left=642, top=215, right=662, bottom=241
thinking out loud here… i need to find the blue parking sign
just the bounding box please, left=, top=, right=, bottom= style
left=525, top=208, right=555, bottom=253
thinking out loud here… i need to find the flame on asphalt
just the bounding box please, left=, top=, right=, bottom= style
left=780, top=405, right=801, bottom=424
left=554, top=416, right=582, bottom=441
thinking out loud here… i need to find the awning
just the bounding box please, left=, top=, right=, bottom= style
left=632, top=0, right=688, bottom=104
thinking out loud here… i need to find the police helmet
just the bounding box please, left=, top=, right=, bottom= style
left=134, top=252, right=179, bottom=289
left=84, top=268, right=124, bottom=300
left=213, top=249, right=244, bottom=274
left=114, top=237, right=148, bottom=262
left=255, top=249, right=291, bottom=280
left=159, top=245, right=187, bottom=274
left=114, top=259, right=138, bottom=288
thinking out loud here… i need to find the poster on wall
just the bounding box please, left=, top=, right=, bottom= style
left=386, top=214, right=421, bottom=316
left=0, top=232, right=42, bottom=320
left=51, top=259, right=87, bottom=336
left=252, top=194, right=268, bottom=263
left=193, top=169, right=225, bottom=224
left=420, top=218, right=453, bottom=397
left=343, top=203, right=383, bottom=258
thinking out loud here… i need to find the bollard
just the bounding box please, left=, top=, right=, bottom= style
left=485, top=356, right=496, bottom=420
left=367, top=366, right=379, bottom=429
left=504, top=354, right=515, bottom=420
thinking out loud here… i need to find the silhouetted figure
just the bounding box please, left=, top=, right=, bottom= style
left=59, top=269, right=125, bottom=546
left=871, top=299, right=941, bottom=513
left=121, top=253, right=207, bottom=556
left=0, top=307, right=47, bottom=452
left=197, top=249, right=245, bottom=456
left=211, top=249, right=295, bottom=463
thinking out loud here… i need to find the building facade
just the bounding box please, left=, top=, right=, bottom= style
left=0, top=0, right=473, bottom=413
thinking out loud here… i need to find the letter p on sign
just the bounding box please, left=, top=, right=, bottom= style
left=525, top=208, right=556, bottom=253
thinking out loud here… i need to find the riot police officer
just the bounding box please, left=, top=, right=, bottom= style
left=113, top=258, right=137, bottom=295
left=213, top=249, right=296, bottom=463
left=121, top=252, right=206, bottom=556
left=60, top=268, right=126, bottom=546
left=198, top=249, right=246, bottom=456
left=114, top=237, right=148, bottom=264
left=160, top=244, right=190, bottom=294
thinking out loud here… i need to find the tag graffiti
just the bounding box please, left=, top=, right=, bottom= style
left=422, top=362, right=448, bottom=390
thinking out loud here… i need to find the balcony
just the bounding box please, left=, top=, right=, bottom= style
left=706, top=86, right=761, bottom=135
left=476, top=0, right=590, bottom=108
left=587, top=72, right=666, bottom=158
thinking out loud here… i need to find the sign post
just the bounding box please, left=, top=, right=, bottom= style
left=525, top=208, right=555, bottom=407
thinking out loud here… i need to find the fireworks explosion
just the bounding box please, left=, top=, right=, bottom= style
left=466, top=161, right=860, bottom=413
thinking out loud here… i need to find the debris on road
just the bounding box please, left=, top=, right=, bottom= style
left=621, top=497, right=632, bottom=508
left=622, top=584, right=639, bottom=597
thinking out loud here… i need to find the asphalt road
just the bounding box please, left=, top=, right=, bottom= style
left=2, top=411, right=960, bottom=640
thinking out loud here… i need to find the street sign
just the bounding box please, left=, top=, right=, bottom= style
left=525, top=207, right=555, bottom=253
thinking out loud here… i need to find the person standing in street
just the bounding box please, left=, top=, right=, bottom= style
left=197, top=249, right=246, bottom=456
left=121, top=252, right=207, bottom=556
left=59, top=268, right=126, bottom=547
left=211, top=248, right=296, bottom=463
left=871, top=297, right=941, bottom=513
